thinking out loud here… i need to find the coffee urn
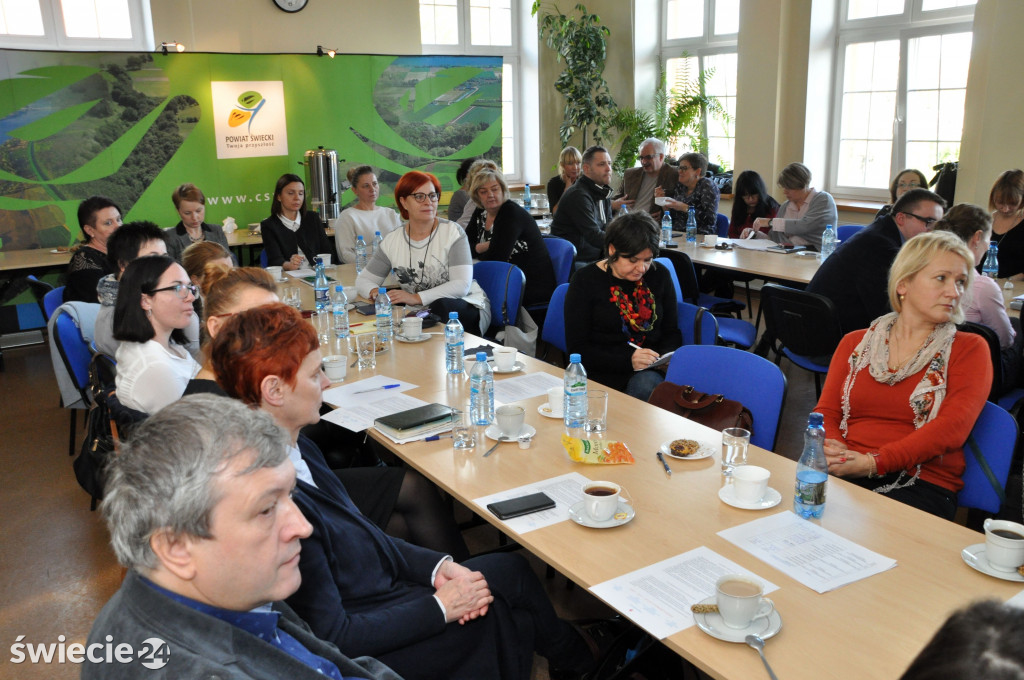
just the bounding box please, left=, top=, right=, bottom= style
left=303, top=147, right=340, bottom=222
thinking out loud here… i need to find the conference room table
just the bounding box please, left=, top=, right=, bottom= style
left=288, top=266, right=1020, bottom=680
left=684, top=239, right=821, bottom=286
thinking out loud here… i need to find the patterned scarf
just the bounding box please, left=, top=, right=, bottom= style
left=609, top=279, right=657, bottom=342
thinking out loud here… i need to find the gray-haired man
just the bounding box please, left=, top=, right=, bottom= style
left=613, top=137, right=678, bottom=220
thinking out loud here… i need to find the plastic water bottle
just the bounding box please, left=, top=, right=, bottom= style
left=444, top=312, right=465, bottom=374
left=523, top=184, right=532, bottom=208
left=469, top=352, right=494, bottom=426
left=313, top=257, right=329, bottom=312
left=685, top=206, right=698, bottom=244
left=984, top=242, right=999, bottom=278
left=820, top=224, right=837, bottom=261
left=563, top=353, right=587, bottom=429
left=794, top=412, right=828, bottom=519
left=375, top=287, right=393, bottom=347
left=355, top=235, right=368, bottom=273
left=373, top=230, right=383, bottom=258
left=660, top=212, right=672, bottom=248
left=620, top=202, right=629, bottom=215
left=331, top=285, right=349, bottom=339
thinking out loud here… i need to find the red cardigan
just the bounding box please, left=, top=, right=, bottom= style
left=815, top=329, right=990, bottom=493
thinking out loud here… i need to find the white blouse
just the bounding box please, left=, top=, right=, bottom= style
left=115, top=340, right=200, bottom=413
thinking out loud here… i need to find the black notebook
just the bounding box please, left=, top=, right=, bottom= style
left=374, top=403, right=454, bottom=439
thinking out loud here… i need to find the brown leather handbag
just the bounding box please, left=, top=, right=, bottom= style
left=648, top=381, right=754, bottom=433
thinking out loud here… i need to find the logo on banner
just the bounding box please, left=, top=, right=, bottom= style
left=211, top=81, right=288, bottom=159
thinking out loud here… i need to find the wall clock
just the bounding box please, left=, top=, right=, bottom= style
left=273, top=0, right=308, bottom=12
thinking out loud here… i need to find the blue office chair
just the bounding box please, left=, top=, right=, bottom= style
left=541, top=236, right=577, bottom=287
left=259, top=249, right=268, bottom=268
left=656, top=248, right=746, bottom=319
left=664, top=345, right=787, bottom=450
left=52, top=309, right=93, bottom=457
left=473, top=261, right=525, bottom=337
left=541, top=283, right=569, bottom=354
left=654, top=257, right=683, bottom=302
left=837, top=224, right=865, bottom=243
left=677, top=302, right=717, bottom=346
left=43, top=285, right=65, bottom=320
left=959, top=402, right=1018, bottom=515
left=656, top=257, right=755, bottom=348
left=715, top=213, right=730, bottom=237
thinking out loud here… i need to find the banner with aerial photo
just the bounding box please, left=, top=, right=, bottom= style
left=0, top=50, right=503, bottom=250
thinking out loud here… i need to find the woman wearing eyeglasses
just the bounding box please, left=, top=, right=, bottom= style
left=356, top=171, right=489, bottom=334
left=112, top=255, right=200, bottom=413
left=875, top=169, right=929, bottom=220
left=261, top=173, right=336, bottom=271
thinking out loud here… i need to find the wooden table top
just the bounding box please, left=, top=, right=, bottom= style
left=685, top=239, right=821, bottom=285
left=311, top=265, right=1016, bottom=680
left=0, top=247, right=72, bottom=273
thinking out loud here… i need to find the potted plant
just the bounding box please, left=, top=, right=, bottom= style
left=531, top=2, right=616, bottom=147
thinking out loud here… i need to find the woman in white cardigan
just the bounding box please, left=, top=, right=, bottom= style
left=334, top=166, right=401, bottom=264
left=356, top=171, right=489, bottom=335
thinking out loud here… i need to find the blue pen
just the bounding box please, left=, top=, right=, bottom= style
left=353, top=383, right=401, bottom=394
left=424, top=434, right=453, bottom=442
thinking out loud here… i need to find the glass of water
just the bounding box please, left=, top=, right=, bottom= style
left=584, top=390, right=608, bottom=434
left=312, top=311, right=331, bottom=345
left=721, top=427, right=751, bottom=476
left=356, top=333, right=377, bottom=370
left=283, top=286, right=302, bottom=310
left=451, top=408, right=476, bottom=449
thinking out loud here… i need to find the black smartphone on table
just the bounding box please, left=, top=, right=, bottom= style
left=487, top=492, right=556, bottom=520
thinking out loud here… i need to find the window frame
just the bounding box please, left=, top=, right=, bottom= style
left=828, top=0, right=975, bottom=200
left=0, top=0, right=153, bottom=51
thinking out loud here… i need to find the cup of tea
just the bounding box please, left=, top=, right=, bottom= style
left=546, top=386, right=564, bottom=417
left=266, top=265, right=283, bottom=281
left=317, top=253, right=332, bottom=267
left=495, top=405, right=525, bottom=438
left=703, top=234, right=718, bottom=248
left=583, top=481, right=620, bottom=522
left=983, top=518, right=1024, bottom=572
left=715, top=575, right=774, bottom=629
left=401, top=316, right=423, bottom=339
left=732, top=465, right=770, bottom=504
left=322, top=355, right=347, bottom=382
left=493, top=346, right=518, bottom=371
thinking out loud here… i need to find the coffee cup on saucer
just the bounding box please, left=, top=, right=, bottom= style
left=493, top=346, right=518, bottom=371
left=317, top=253, right=332, bottom=267
left=266, top=265, right=284, bottom=281
left=582, top=481, right=620, bottom=522
left=400, top=316, right=423, bottom=339
left=495, top=405, right=525, bottom=438
left=732, top=465, right=770, bottom=504
left=546, top=386, right=564, bottom=417
left=984, top=518, right=1024, bottom=572
left=322, top=355, right=347, bottom=382
left=715, top=575, right=774, bottom=629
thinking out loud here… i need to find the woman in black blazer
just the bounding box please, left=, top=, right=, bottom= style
left=260, top=173, right=335, bottom=269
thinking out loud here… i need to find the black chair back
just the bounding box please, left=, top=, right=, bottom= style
left=760, top=283, right=844, bottom=361
left=957, top=321, right=1003, bottom=402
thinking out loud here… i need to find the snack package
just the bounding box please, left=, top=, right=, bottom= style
left=561, top=435, right=635, bottom=465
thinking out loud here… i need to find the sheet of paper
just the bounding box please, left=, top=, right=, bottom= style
left=718, top=510, right=897, bottom=593
left=472, top=472, right=592, bottom=533
left=728, top=238, right=776, bottom=251
left=1005, top=589, right=1024, bottom=609
left=286, top=268, right=315, bottom=278
left=321, top=376, right=421, bottom=432
left=493, top=371, right=563, bottom=405
left=589, top=546, right=778, bottom=640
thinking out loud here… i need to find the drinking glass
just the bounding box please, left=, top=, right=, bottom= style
left=283, top=286, right=302, bottom=310
left=721, top=427, right=751, bottom=476
left=312, top=311, right=331, bottom=345
left=451, top=408, right=476, bottom=450
left=356, top=334, right=377, bottom=370
left=584, top=390, right=608, bottom=434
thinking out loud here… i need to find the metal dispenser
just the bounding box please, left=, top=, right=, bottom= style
left=303, top=147, right=340, bottom=222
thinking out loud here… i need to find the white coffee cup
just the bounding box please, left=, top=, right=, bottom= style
left=495, top=405, right=525, bottom=438
left=546, top=386, right=564, bottom=417
left=316, top=253, right=332, bottom=266
left=732, top=465, right=770, bottom=504
left=401, top=316, right=423, bottom=338
left=654, top=196, right=670, bottom=207
left=322, top=355, right=347, bottom=382
left=583, top=481, right=620, bottom=522
left=493, top=346, right=518, bottom=371
left=984, top=518, right=1024, bottom=572
left=715, top=575, right=774, bottom=629
left=703, top=234, right=718, bottom=247
left=266, top=265, right=283, bottom=281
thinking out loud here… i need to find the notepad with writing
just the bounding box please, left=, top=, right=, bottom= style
left=374, top=403, right=453, bottom=440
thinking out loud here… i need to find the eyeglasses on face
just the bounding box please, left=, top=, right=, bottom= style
left=639, top=154, right=660, bottom=162
left=899, top=211, right=938, bottom=227
left=897, top=182, right=921, bottom=190
left=408, top=192, right=440, bottom=203
left=678, top=165, right=693, bottom=172
left=148, top=283, right=199, bottom=300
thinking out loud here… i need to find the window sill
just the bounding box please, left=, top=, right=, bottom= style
left=834, top=198, right=884, bottom=215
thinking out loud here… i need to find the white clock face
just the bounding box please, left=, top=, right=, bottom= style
left=273, top=0, right=308, bottom=12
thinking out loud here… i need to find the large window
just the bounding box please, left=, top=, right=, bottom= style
left=420, top=0, right=526, bottom=179
left=830, top=0, right=975, bottom=198
left=661, top=0, right=738, bottom=170
left=0, top=0, right=152, bottom=50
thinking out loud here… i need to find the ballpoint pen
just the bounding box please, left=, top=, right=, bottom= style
left=353, top=384, right=401, bottom=394
left=424, top=433, right=453, bottom=442
left=656, top=451, right=672, bottom=477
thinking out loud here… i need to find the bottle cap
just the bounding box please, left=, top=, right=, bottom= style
left=357, top=235, right=364, bottom=241
left=449, top=312, right=459, bottom=319
left=334, top=285, right=343, bottom=291
left=808, top=412, right=824, bottom=427
left=375, top=231, right=381, bottom=236
left=569, top=353, right=581, bottom=363
left=476, top=352, right=487, bottom=362
left=378, top=287, right=386, bottom=294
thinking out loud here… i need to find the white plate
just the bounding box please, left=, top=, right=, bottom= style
left=692, top=596, right=782, bottom=643
left=718, top=485, right=782, bottom=510
left=484, top=423, right=537, bottom=442
left=659, top=439, right=714, bottom=461
left=568, top=500, right=635, bottom=528
left=961, top=543, right=1024, bottom=582
left=492, top=360, right=526, bottom=374
left=50, top=248, right=68, bottom=254
left=395, top=333, right=430, bottom=344
left=537, top=403, right=563, bottom=419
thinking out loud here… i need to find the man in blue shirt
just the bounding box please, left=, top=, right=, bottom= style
left=82, top=395, right=403, bottom=680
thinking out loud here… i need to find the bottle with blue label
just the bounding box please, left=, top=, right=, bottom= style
left=375, top=287, right=393, bottom=347
left=660, top=212, right=672, bottom=248
left=820, top=224, right=837, bottom=261
left=330, top=285, right=349, bottom=339
left=794, top=412, right=828, bottom=519
left=444, top=312, right=465, bottom=375
left=685, top=206, right=698, bottom=244
left=355, top=235, right=368, bottom=273
left=373, top=230, right=384, bottom=258
left=469, top=352, right=494, bottom=426
left=313, top=257, right=329, bottom=312
left=563, top=353, right=587, bottom=428
left=523, top=184, right=532, bottom=208
left=983, top=242, right=999, bottom=278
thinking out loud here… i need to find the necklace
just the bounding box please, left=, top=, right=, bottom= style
left=609, top=277, right=657, bottom=338
left=406, top=219, right=439, bottom=289
left=887, top=327, right=928, bottom=373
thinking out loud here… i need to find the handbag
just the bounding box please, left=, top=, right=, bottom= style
left=647, top=381, right=753, bottom=433
left=498, top=306, right=538, bottom=356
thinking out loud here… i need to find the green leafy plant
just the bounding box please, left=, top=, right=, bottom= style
left=531, top=1, right=616, bottom=148
left=608, top=60, right=731, bottom=175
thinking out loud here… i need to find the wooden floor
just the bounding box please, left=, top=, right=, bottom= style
left=0, top=305, right=818, bottom=679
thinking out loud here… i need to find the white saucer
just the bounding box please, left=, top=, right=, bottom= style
left=659, top=439, right=714, bottom=460
left=484, top=424, right=537, bottom=442
left=537, top=403, right=563, bottom=419
left=718, top=485, right=782, bottom=510
left=491, top=360, right=526, bottom=374
left=395, top=333, right=430, bottom=344
left=961, top=543, right=1024, bottom=582
left=568, top=500, right=635, bottom=528
left=692, top=596, right=782, bottom=643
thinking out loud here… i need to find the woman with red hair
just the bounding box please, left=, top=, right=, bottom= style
left=355, top=171, right=489, bottom=334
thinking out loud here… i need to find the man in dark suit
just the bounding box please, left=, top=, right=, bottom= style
left=807, top=188, right=947, bottom=333
left=613, top=137, right=678, bottom=220
left=550, top=145, right=621, bottom=265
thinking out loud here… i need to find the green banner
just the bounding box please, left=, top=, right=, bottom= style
left=0, top=50, right=502, bottom=250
